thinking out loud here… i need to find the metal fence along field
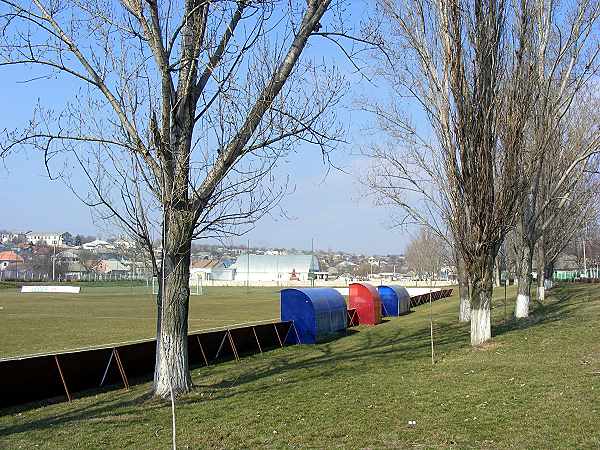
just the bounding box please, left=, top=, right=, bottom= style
left=0, top=320, right=295, bottom=408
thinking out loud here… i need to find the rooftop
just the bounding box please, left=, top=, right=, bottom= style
left=0, top=251, right=24, bottom=262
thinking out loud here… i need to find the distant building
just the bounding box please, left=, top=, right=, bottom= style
left=127, top=260, right=153, bottom=278
left=190, top=259, right=220, bottom=281
left=0, top=251, right=24, bottom=270
left=190, top=259, right=235, bottom=282
left=55, top=250, right=80, bottom=263
left=113, top=238, right=136, bottom=249
left=26, top=231, right=66, bottom=246
left=264, top=249, right=287, bottom=256
left=61, top=262, right=89, bottom=280
left=82, top=239, right=114, bottom=251
left=367, top=257, right=381, bottom=266
left=336, top=260, right=357, bottom=271
left=0, top=261, right=35, bottom=279
left=231, top=254, right=319, bottom=282
left=191, top=251, right=212, bottom=260
left=0, top=232, right=22, bottom=243
left=95, top=259, right=129, bottom=275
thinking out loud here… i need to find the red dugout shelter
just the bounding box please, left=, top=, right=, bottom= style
left=348, top=282, right=382, bottom=325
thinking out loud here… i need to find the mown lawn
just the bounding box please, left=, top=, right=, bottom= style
left=1, top=283, right=599, bottom=449
left=0, top=286, right=281, bottom=358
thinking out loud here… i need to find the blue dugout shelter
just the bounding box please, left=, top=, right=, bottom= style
left=280, top=288, right=347, bottom=344
left=377, top=285, right=411, bottom=317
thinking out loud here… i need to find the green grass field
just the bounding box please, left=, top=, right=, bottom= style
left=0, top=286, right=281, bottom=359
left=1, top=283, right=599, bottom=448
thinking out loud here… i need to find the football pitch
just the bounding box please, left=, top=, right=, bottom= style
left=0, top=285, right=281, bottom=359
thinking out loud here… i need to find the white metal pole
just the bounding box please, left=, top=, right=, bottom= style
left=52, top=244, right=56, bottom=281
left=247, top=240, right=250, bottom=290
left=583, top=238, right=587, bottom=278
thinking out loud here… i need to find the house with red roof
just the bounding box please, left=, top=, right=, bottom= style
left=0, top=251, right=24, bottom=271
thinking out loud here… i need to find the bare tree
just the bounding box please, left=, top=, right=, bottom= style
left=512, top=0, right=600, bottom=317
left=363, top=0, right=543, bottom=345
left=405, top=227, right=448, bottom=280
left=539, top=165, right=600, bottom=295
left=0, top=0, right=350, bottom=397
left=364, top=0, right=600, bottom=344
left=361, top=143, right=471, bottom=320
left=516, top=102, right=600, bottom=311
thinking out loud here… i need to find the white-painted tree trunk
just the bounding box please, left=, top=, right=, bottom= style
left=537, top=239, right=545, bottom=303
left=469, top=269, right=493, bottom=346
left=470, top=306, right=491, bottom=346
left=153, top=222, right=193, bottom=399
left=457, top=256, right=470, bottom=322
left=515, top=244, right=533, bottom=318
left=537, top=286, right=545, bottom=302
left=515, top=293, right=529, bottom=318
left=494, top=256, right=501, bottom=288
left=154, top=329, right=192, bottom=398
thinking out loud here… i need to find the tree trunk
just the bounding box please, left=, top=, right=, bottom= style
left=469, top=264, right=494, bottom=346
left=537, top=238, right=545, bottom=302
left=494, top=256, right=501, bottom=287
left=459, top=282, right=471, bottom=323
left=515, top=243, right=533, bottom=318
left=153, top=215, right=193, bottom=398
left=545, top=260, right=555, bottom=290
left=456, top=255, right=470, bottom=322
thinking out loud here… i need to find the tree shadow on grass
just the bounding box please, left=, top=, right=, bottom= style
left=186, top=318, right=470, bottom=403
left=492, top=286, right=593, bottom=337
left=0, top=388, right=159, bottom=438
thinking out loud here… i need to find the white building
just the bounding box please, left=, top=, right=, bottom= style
left=336, top=260, right=358, bottom=271
left=113, top=238, right=136, bottom=249
left=55, top=250, right=80, bottom=263
left=26, top=231, right=65, bottom=246
left=0, top=232, right=21, bottom=243
left=190, top=259, right=235, bottom=282
left=231, top=254, right=319, bottom=282
left=190, top=259, right=221, bottom=281
left=82, top=239, right=114, bottom=251
left=368, top=256, right=381, bottom=266
left=264, top=249, right=287, bottom=256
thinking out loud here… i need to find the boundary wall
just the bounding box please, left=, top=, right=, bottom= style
left=0, top=320, right=294, bottom=409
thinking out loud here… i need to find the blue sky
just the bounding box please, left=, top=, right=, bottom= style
left=0, top=2, right=413, bottom=255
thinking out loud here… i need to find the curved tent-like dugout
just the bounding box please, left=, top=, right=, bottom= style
left=280, top=288, right=347, bottom=344
left=378, top=285, right=411, bottom=317
left=348, top=282, right=382, bottom=325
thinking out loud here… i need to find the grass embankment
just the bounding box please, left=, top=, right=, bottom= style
left=1, top=284, right=599, bottom=448
left=0, top=286, right=280, bottom=358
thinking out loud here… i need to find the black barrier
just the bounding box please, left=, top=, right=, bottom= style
left=0, top=320, right=294, bottom=410
left=409, top=289, right=453, bottom=307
